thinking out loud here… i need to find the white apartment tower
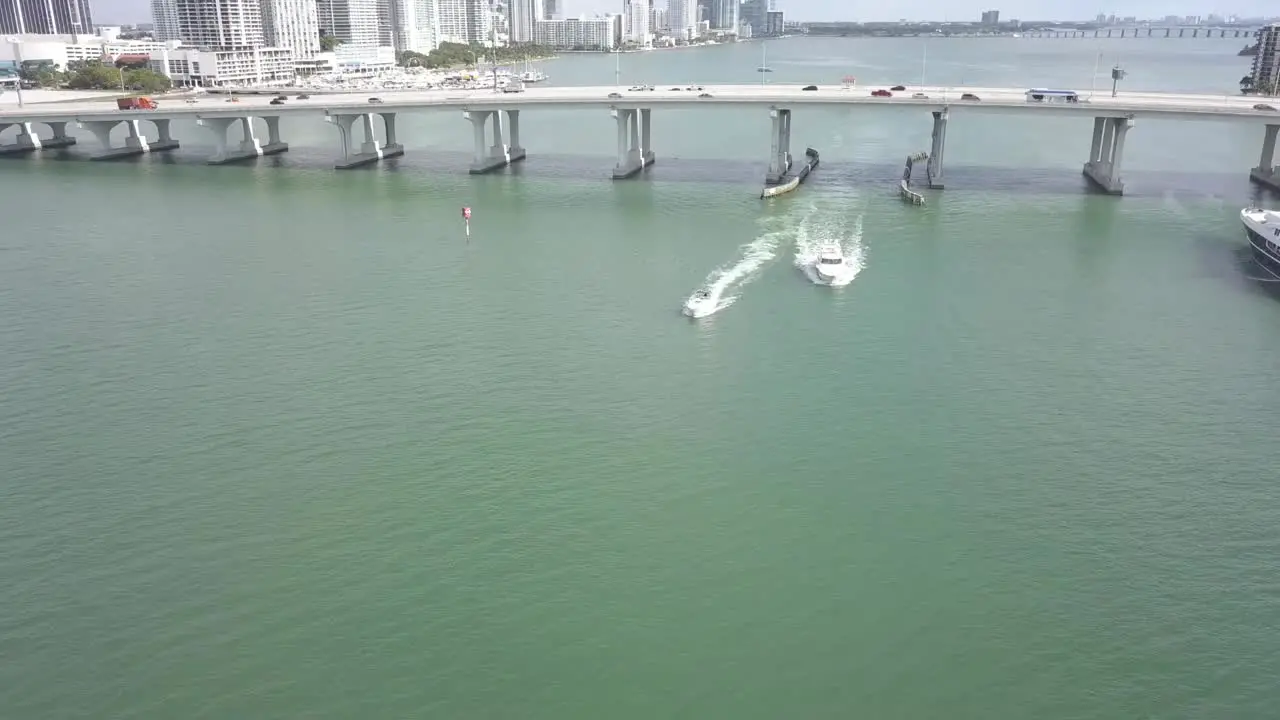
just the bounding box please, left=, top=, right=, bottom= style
left=262, top=0, right=320, bottom=57
left=150, top=0, right=180, bottom=41
left=391, top=0, right=438, bottom=52
left=508, top=0, right=540, bottom=43
left=623, top=0, right=649, bottom=45
left=174, top=0, right=264, bottom=48
left=435, top=0, right=492, bottom=44
left=666, top=0, right=693, bottom=39
left=317, top=0, right=383, bottom=47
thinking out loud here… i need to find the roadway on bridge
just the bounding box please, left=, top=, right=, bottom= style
left=0, top=84, right=1274, bottom=123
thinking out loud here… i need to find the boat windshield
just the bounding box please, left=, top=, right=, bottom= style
left=694, top=290, right=710, bottom=299
left=819, top=256, right=844, bottom=265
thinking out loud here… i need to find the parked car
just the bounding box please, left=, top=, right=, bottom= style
left=274, top=94, right=287, bottom=101
left=912, top=92, right=929, bottom=99
left=296, top=93, right=311, bottom=99
left=670, top=87, right=682, bottom=91
left=1254, top=103, right=1276, bottom=111
left=699, top=92, right=713, bottom=98
left=802, top=85, right=818, bottom=91
left=961, top=93, right=981, bottom=101
left=368, top=97, right=384, bottom=104
left=890, top=85, right=906, bottom=91
left=270, top=98, right=285, bottom=105
left=871, top=89, right=892, bottom=97
left=608, top=92, right=623, bottom=98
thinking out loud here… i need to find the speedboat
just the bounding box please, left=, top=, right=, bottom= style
left=813, top=243, right=847, bottom=283
left=683, top=288, right=717, bottom=317
left=1241, top=207, right=1280, bottom=277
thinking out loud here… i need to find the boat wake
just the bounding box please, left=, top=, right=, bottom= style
left=794, top=207, right=865, bottom=287
left=684, top=217, right=788, bottom=318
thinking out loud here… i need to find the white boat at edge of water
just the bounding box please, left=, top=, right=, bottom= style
left=1240, top=207, right=1280, bottom=278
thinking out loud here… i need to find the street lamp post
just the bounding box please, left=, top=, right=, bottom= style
left=6, top=36, right=24, bottom=108
left=1111, top=64, right=1127, bottom=97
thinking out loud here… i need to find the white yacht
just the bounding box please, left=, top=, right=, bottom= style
left=813, top=243, right=847, bottom=284
left=1241, top=207, right=1280, bottom=277
left=683, top=288, right=717, bottom=318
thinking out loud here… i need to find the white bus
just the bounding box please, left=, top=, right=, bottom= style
left=1026, top=89, right=1080, bottom=103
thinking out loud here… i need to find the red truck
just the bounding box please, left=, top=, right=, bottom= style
left=117, top=96, right=158, bottom=110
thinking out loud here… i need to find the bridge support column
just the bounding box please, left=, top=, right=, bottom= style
left=0, top=121, right=42, bottom=154
left=1082, top=116, right=1132, bottom=195
left=78, top=119, right=174, bottom=160
left=1249, top=124, right=1280, bottom=191
left=199, top=115, right=287, bottom=164
left=611, top=108, right=655, bottom=179
left=765, top=107, right=792, bottom=185
left=926, top=109, right=947, bottom=189
left=465, top=109, right=522, bottom=174
left=328, top=112, right=403, bottom=169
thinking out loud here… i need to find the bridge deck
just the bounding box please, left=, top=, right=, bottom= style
left=1, top=84, right=1275, bottom=124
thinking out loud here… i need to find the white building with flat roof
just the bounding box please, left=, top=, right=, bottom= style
left=533, top=15, right=619, bottom=50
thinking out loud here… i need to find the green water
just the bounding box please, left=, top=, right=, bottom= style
left=2, top=38, right=1279, bottom=718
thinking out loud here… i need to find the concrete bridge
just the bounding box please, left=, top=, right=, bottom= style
left=4, top=84, right=1280, bottom=195
left=1024, top=27, right=1257, bottom=39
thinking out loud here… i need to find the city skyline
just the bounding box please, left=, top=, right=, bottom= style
left=79, top=0, right=1280, bottom=26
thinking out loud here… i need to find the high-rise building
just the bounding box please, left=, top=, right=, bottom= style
left=666, top=0, right=693, bottom=39
left=706, top=0, right=734, bottom=30
left=1252, top=24, right=1280, bottom=93
left=263, top=0, right=320, bottom=58
left=175, top=0, right=264, bottom=48
left=1, top=0, right=93, bottom=35
left=169, top=0, right=294, bottom=83
left=542, top=0, right=557, bottom=20
left=317, top=0, right=382, bottom=48
left=435, top=0, right=492, bottom=44
left=509, top=0, right=541, bottom=42
left=648, top=5, right=665, bottom=31
left=980, top=9, right=999, bottom=25
left=389, top=0, right=438, bottom=52
left=150, top=0, right=180, bottom=41
left=622, top=0, right=648, bottom=45
left=533, top=14, right=619, bottom=50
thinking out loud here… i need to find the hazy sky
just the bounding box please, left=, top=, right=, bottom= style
left=92, top=0, right=1275, bottom=28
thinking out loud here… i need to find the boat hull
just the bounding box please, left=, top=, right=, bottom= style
left=1244, top=223, right=1280, bottom=277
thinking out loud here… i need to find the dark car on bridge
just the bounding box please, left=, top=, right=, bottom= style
left=961, top=93, right=981, bottom=101
left=890, top=85, right=906, bottom=91
left=802, top=85, right=818, bottom=91
left=871, top=89, right=892, bottom=97
left=1254, top=103, right=1276, bottom=111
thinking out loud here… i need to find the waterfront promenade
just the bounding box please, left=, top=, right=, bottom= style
left=3, top=84, right=1280, bottom=194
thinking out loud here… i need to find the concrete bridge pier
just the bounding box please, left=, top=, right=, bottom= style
left=465, top=109, right=525, bottom=174
left=926, top=109, right=948, bottom=189
left=199, top=115, right=288, bottom=164
left=328, top=112, right=404, bottom=169
left=78, top=118, right=178, bottom=160
left=1082, top=116, right=1132, bottom=195
left=612, top=108, right=655, bottom=179
left=1248, top=124, right=1280, bottom=191
left=765, top=107, right=793, bottom=185
left=1, top=120, right=79, bottom=154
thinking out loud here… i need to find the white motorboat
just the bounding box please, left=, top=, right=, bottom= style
left=683, top=288, right=717, bottom=317
left=813, top=243, right=847, bottom=283
left=1241, top=207, right=1280, bottom=277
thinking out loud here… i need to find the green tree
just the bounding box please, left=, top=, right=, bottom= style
left=320, top=33, right=341, bottom=52
left=1241, top=75, right=1255, bottom=94
left=19, top=60, right=65, bottom=88
left=62, top=60, right=170, bottom=92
